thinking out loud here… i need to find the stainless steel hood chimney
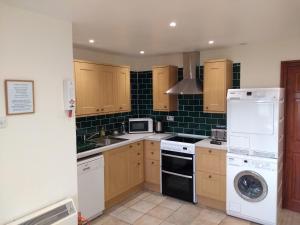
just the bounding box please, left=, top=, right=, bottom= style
left=166, top=52, right=202, bottom=95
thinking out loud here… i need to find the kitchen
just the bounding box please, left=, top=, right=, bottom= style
left=1, top=1, right=300, bottom=225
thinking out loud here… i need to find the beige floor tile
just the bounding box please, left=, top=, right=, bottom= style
left=123, top=197, right=141, bottom=207
left=136, top=191, right=152, bottom=200
left=165, top=204, right=202, bottom=225
left=147, top=205, right=174, bottom=220
left=114, top=208, right=144, bottom=224
left=159, top=198, right=183, bottom=211
left=133, top=214, right=163, bottom=225
left=160, top=222, right=176, bottom=225
left=130, top=200, right=157, bottom=213
left=220, top=216, right=251, bottom=225
left=192, top=208, right=226, bottom=224
left=91, top=215, right=129, bottom=225
left=109, top=205, right=128, bottom=217
left=144, top=193, right=166, bottom=205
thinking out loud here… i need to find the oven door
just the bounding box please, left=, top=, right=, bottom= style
left=161, top=150, right=194, bottom=176
left=161, top=150, right=195, bottom=202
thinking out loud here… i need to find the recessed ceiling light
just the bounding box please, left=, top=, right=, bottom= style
left=208, top=40, right=214, bottom=45
left=139, top=50, right=145, bottom=54
left=169, top=22, right=176, bottom=27
left=89, top=39, right=95, bottom=43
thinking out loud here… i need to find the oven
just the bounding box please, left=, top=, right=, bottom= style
left=161, top=149, right=196, bottom=203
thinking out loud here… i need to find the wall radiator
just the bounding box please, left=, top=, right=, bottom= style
left=7, top=199, right=77, bottom=225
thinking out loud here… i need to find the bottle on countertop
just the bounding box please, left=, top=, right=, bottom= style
left=120, top=122, right=126, bottom=135
left=100, top=126, right=106, bottom=137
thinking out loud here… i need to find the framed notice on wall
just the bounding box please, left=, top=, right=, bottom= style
left=5, top=80, right=35, bottom=115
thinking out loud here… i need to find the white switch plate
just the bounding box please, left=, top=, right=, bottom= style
left=0, top=117, right=7, bottom=128
left=166, top=116, right=174, bottom=121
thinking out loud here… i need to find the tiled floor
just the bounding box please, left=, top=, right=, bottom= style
left=91, top=190, right=300, bottom=225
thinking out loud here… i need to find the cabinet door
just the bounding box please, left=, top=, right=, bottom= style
left=196, top=148, right=226, bottom=175
left=196, top=171, right=226, bottom=202
left=74, top=62, right=101, bottom=115
left=115, top=67, right=131, bottom=112
left=153, top=66, right=177, bottom=111
left=99, top=65, right=116, bottom=113
left=145, top=159, right=160, bottom=185
left=204, top=61, right=226, bottom=112
left=104, top=146, right=129, bottom=200
left=129, top=160, right=144, bottom=187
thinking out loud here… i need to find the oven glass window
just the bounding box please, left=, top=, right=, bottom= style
left=162, top=172, right=193, bottom=202
left=130, top=121, right=148, bottom=132
left=161, top=151, right=193, bottom=176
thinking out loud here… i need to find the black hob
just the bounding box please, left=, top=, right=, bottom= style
left=166, top=136, right=204, bottom=144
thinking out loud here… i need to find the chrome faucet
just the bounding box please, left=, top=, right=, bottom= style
left=83, top=132, right=99, bottom=143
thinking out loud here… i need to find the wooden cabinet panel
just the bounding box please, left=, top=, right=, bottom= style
left=145, top=159, right=160, bottom=185
left=99, top=65, right=116, bottom=113
left=115, top=67, right=131, bottom=112
left=74, top=62, right=101, bottom=116
left=204, top=59, right=232, bottom=113
left=196, top=148, right=226, bottom=175
left=196, top=171, right=226, bottom=202
left=129, top=142, right=144, bottom=187
left=144, top=140, right=160, bottom=160
left=104, top=146, right=130, bottom=200
left=153, top=66, right=178, bottom=111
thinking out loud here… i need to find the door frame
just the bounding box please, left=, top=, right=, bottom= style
left=280, top=60, right=300, bottom=209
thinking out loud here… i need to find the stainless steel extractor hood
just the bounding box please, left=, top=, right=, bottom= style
left=166, top=52, right=202, bottom=95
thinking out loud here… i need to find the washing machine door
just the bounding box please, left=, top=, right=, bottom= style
left=234, top=170, right=268, bottom=202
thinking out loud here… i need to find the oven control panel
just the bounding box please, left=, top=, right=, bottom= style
left=160, top=140, right=195, bottom=154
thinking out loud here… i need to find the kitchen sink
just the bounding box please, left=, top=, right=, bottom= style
left=89, top=136, right=129, bottom=147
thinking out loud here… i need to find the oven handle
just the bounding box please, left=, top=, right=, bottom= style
left=162, top=170, right=193, bottom=179
left=161, top=153, right=193, bottom=160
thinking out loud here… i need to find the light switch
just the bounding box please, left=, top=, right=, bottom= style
left=0, top=117, right=7, bottom=128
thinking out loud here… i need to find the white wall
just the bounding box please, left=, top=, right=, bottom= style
left=0, top=3, right=77, bottom=224
left=74, top=38, right=300, bottom=88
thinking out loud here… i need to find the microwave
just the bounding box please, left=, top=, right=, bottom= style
left=129, top=118, right=153, bottom=134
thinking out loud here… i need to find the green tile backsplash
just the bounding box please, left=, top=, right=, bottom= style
left=76, top=64, right=240, bottom=140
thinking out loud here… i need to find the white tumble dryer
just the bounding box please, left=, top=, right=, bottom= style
left=227, top=88, right=284, bottom=159
left=227, top=153, right=282, bottom=225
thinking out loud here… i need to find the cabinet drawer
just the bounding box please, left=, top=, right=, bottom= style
left=196, top=148, right=226, bottom=175
left=196, top=171, right=226, bottom=202
left=144, top=140, right=160, bottom=160
left=129, top=142, right=144, bottom=162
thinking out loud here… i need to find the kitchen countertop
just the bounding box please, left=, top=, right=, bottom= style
left=77, top=132, right=174, bottom=159
left=195, top=138, right=227, bottom=151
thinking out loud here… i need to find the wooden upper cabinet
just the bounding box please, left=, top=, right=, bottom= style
left=115, top=66, right=131, bottom=112
left=74, top=60, right=131, bottom=117
left=98, top=65, right=116, bottom=113
left=153, top=66, right=178, bottom=111
left=204, top=59, right=232, bottom=113
left=74, top=62, right=101, bottom=116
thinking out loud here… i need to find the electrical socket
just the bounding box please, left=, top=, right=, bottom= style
left=166, top=116, right=174, bottom=121
left=0, top=117, right=7, bottom=128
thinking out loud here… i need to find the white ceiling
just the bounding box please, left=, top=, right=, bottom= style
left=3, top=0, right=300, bottom=56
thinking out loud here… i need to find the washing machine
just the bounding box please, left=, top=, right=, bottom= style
left=227, top=153, right=282, bottom=225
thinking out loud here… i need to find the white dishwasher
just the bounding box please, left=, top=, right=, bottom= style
left=77, top=154, right=104, bottom=220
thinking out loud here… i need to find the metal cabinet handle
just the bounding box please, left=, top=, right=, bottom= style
left=208, top=150, right=212, bottom=153
left=151, top=161, right=154, bottom=165
left=208, top=175, right=212, bottom=179
left=137, top=142, right=140, bottom=146
left=101, top=108, right=104, bottom=111
left=151, top=152, right=154, bottom=155
left=151, top=142, right=154, bottom=145
left=96, top=109, right=99, bottom=112
left=137, top=153, right=140, bottom=156
left=129, top=145, right=133, bottom=148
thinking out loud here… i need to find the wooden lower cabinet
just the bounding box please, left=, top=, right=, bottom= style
left=196, top=147, right=226, bottom=211
left=103, top=141, right=144, bottom=208
left=196, top=171, right=226, bottom=201
left=144, top=140, right=161, bottom=192
left=144, top=159, right=160, bottom=185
